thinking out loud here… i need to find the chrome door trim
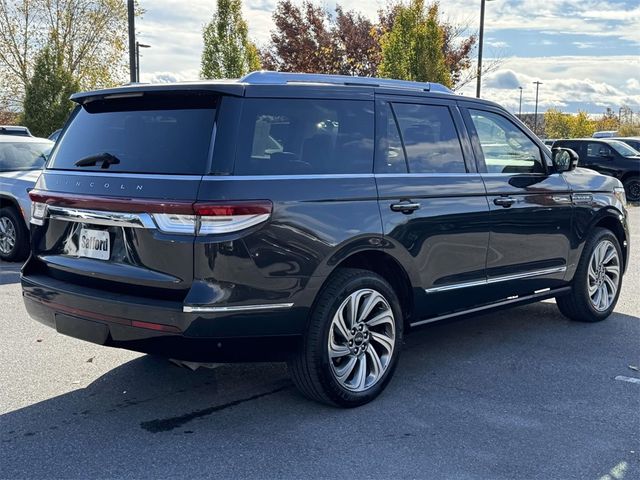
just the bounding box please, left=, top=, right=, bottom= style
left=47, top=206, right=156, bottom=229
left=43, top=170, right=204, bottom=180
left=424, top=266, right=567, bottom=294
left=183, top=303, right=294, bottom=313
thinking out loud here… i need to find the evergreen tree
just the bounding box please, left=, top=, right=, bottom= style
left=21, top=45, right=79, bottom=138
left=379, top=0, right=452, bottom=87
left=201, top=0, right=261, bottom=79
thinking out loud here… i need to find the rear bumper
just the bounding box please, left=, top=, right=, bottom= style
left=21, top=273, right=309, bottom=362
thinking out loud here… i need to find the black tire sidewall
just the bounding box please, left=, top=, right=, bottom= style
left=311, top=270, right=403, bottom=407
left=574, top=229, right=623, bottom=320
left=624, top=177, right=640, bottom=203
left=0, top=207, right=28, bottom=262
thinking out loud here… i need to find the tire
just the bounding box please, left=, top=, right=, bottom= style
left=623, top=176, right=640, bottom=203
left=288, top=268, right=403, bottom=407
left=556, top=228, right=623, bottom=322
left=0, top=206, right=30, bottom=262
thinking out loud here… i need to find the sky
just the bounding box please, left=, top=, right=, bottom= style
left=135, top=0, right=640, bottom=115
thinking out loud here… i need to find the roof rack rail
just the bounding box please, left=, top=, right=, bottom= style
left=240, top=71, right=453, bottom=94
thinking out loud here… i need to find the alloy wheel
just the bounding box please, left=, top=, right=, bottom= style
left=328, top=288, right=396, bottom=392
left=0, top=216, right=17, bottom=255
left=588, top=239, right=620, bottom=312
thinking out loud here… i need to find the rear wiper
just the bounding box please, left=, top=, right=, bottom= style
left=74, top=152, right=121, bottom=169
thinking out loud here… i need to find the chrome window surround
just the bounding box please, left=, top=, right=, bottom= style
left=425, top=266, right=567, bottom=294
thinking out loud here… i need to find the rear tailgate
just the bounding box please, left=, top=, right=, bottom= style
left=26, top=91, right=219, bottom=301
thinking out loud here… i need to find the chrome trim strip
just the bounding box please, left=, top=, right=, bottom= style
left=425, top=266, right=567, bottom=294
left=412, top=286, right=571, bottom=327
left=43, top=170, right=203, bottom=180
left=183, top=303, right=294, bottom=313
left=47, top=206, right=156, bottom=229
left=201, top=174, right=375, bottom=181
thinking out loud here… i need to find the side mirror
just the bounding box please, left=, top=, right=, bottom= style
left=552, top=147, right=579, bottom=172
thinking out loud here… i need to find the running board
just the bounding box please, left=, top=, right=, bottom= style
left=410, top=286, right=572, bottom=328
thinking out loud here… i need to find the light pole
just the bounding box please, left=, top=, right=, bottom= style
left=476, top=0, right=494, bottom=98
left=533, top=81, right=543, bottom=135
left=127, top=0, right=136, bottom=83
left=518, top=86, right=523, bottom=118
left=135, top=42, right=150, bottom=82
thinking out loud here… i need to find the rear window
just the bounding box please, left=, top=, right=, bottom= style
left=49, top=95, right=217, bottom=174
left=0, top=141, right=52, bottom=171
left=235, top=99, right=374, bottom=175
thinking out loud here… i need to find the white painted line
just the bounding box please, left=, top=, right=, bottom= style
left=615, top=375, right=640, bottom=384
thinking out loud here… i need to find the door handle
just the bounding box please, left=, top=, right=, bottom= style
left=390, top=201, right=421, bottom=214
left=493, top=197, right=516, bottom=208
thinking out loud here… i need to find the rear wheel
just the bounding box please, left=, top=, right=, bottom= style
left=0, top=207, right=29, bottom=262
left=288, top=268, right=403, bottom=407
left=623, top=176, right=640, bottom=203
left=556, top=228, right=622, bottom=322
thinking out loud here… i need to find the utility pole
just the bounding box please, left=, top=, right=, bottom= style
left=127, top=0, right=136, bottom=83
left=533, top=81, right=542, bottom=135
left=476, top=0, right=487, bottom=98
left=518, top=86, right=523, bottom=118
left=135, top=42, right=150, bottom=82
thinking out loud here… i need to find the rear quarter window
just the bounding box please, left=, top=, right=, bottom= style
left=235, top=99, right=374, bottom=175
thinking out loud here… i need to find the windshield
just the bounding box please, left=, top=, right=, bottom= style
left=49, top=94, right=217, bottom=174
left=0, top=141, right=52, bottom=171
left=609, top=140, right=640, bottom=157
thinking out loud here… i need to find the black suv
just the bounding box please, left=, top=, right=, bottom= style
left=22, top=72, right=630, bottom=407
left=553, top=138, right=640, bottom=202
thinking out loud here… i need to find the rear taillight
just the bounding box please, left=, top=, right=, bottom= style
left=30, top=201, right=47, bottom=225
left=28, top=190, right=273, bottom=235
left=152, top=201, right=272, bottom=235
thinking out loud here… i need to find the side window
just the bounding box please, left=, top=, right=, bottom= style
left=235, top=99, right=374, bottom=175
left=587, top=143, right=612, bottom=158
left=377, top=103, right=408, bottom=173
left=469, top=109, right=544, bottom=174
left=393, top=103, right=466, bottom=173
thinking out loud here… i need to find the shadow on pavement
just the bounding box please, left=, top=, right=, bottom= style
left=0, top=302, right=638, bottom=479
left=0, top=261, right=22, bottom=285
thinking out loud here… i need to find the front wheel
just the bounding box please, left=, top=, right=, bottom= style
left=289, top=268, right=403, bottom=407
left=556, top=228, right=623, bottom=322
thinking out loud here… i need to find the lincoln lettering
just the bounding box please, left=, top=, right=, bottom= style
left=81, top=235, right=108, bottom=252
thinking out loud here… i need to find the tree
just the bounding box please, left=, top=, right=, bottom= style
left=262, top=0, right=478, bottom=87
left=379, top=0, right=451, bottom=87
left=201, top=0, right=261, bottom=79
left=20, top=43, right=79, bottom=137
left=595, top=107, right=620, bottom=132
left=571, top=111, right=595, bottom=138
left=0, top=0, right=132, bottom=110
left=544, top=108, right=572, bottom=139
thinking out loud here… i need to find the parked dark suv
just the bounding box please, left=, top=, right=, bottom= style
left=552, top=138, right=640, bottom=202
left=22, top=72, right=630, bottom=407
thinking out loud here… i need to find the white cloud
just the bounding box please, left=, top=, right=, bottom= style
left=134, top=1, right=640, bottom=114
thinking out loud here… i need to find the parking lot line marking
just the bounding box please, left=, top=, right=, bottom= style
left=614, top=375, right=640, bottom=385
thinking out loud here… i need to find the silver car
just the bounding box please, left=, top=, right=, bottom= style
left=0, top=135, right=53, bottom=261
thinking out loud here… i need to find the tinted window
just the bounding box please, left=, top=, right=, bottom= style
left=587, top=142, right=613, bottom=158
left=49, top=97, right=217, bottom=174
left=470, top=109, right=544, bottom=174
left=235, top=99, right=374, bottom=175
left=391, top=103, right=465, bottom=173
left=0, top=141, right=52, bottom=171
left=377, top=103, right=408, bottom=173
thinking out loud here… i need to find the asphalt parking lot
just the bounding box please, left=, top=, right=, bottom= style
left=1, top=213, right=638, bottom=479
